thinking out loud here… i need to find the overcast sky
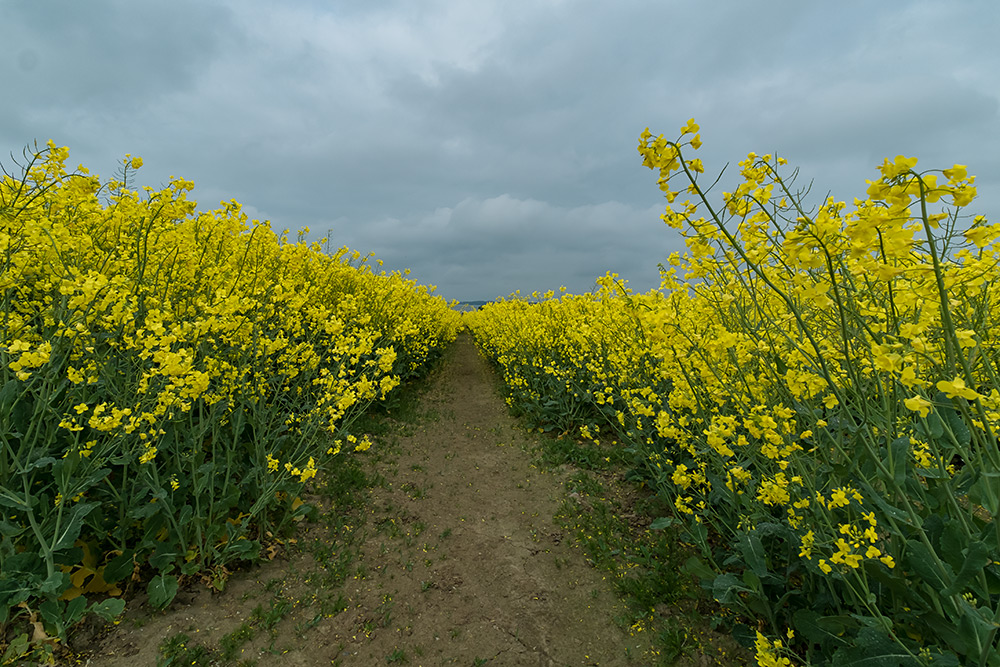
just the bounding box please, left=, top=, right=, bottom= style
left=3, top=1, right=998, bottom=302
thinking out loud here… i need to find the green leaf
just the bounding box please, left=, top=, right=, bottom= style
left=649, top=517, right=675, bottom=530
left=1, top=633, right=30, bottom=664
left=943, top=405, right=971, bottom=448
left=831, top=627, right=920, bottom=666
left=0, top=489, right=28, bottom=510
left=8, top=389, right=33, bottom=437
left=736, top=532, right=767, bottom=578
left=54, top=543, right=84, bottom=567
left=904, top=539, right=954, bottom=592
left=2, top=552, right=43, bottom=577
left=922, top=405, right=945, bottom=441
left=102, top=550, right=135, bottom=585
left=149, top=544, right=180, bottom=572
left=64, top=595, right=87, bottom=625
left=754, top=521, right=792, bottom=540
left=0, top=378, right=21, bottom=413
left=180, top=559, right=201, bottom=575
left=970, top=471, right=1000, bottom=519
left=38, top=571, right=70, bottom=597
left=220, top=537, right=257, bottom=560
left=792, top=609, right=849, bottom=650
left=958, top=604, right=997, bottom=665
left=0, top=517, right=24, bottom=538
left=742, top=568, right=762, bottom=593
left=74, top=466, right=112, bottom=493
left=147, top=574, right=178, bottom=609
left=864, top=486, right=915, bottom=526
left=0, top=576, right=33, bottom=611
left=889, top=437, right=909, bottom=487
left=682, top=556, right=716, bottom=582
left=178, top=504, right=193, bottom=528
left=193, top=462, right=216, bottom=494
left=38, top=598, right=63, bottom=632
left=939, top=519, right=970, bottom=572
left=914, top=465, right=951, bottom=479
left=89, top=598, right=126, bottom=622
left=51, top=502, right=98, bottom=552
left=685, top=521, right=708, bottom=546
left=731, top=623, right=756, bottom=648
left=919, top=653, right=960, bottom=667
left=924, top=514, right=945, bottom=550
left=24, top=456, right=56, bottom=472
left=984, top=564, right=1000, bottom=596
left=711, top=573, right=747, bottom=604
left=129, top=499, right=161, bottom=520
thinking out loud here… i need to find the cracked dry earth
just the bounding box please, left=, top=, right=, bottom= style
left=82, top=334, right=653, bottom=666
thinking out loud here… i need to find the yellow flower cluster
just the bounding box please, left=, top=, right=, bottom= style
left=755, top=630, right=793, bottom=667
left=3, top=141, right=458, bottom=450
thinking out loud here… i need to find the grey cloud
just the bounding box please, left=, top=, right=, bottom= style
left=3, top=1, right=234, bottom=115
left=1, top=0, right=998, bottom=302
left=321, top=194, right=672, bottom=301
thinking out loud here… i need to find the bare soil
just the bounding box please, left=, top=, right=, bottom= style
left=77, top=334, right=660, bottom=666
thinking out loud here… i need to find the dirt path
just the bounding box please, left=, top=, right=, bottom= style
left=82, top=334, right=653, bottom=666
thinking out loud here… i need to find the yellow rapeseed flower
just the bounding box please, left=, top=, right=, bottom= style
left=936, top=376, right=979, bottom=401
left=903, top=395, right=932, bottom=418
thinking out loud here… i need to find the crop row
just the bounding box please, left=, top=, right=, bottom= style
left=468, top=122, right=1000, bottom=666
left=0, top=144, right=461, bottom=645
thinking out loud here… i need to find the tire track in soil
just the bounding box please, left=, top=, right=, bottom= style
left=83, top=334, right=653, bottom=666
